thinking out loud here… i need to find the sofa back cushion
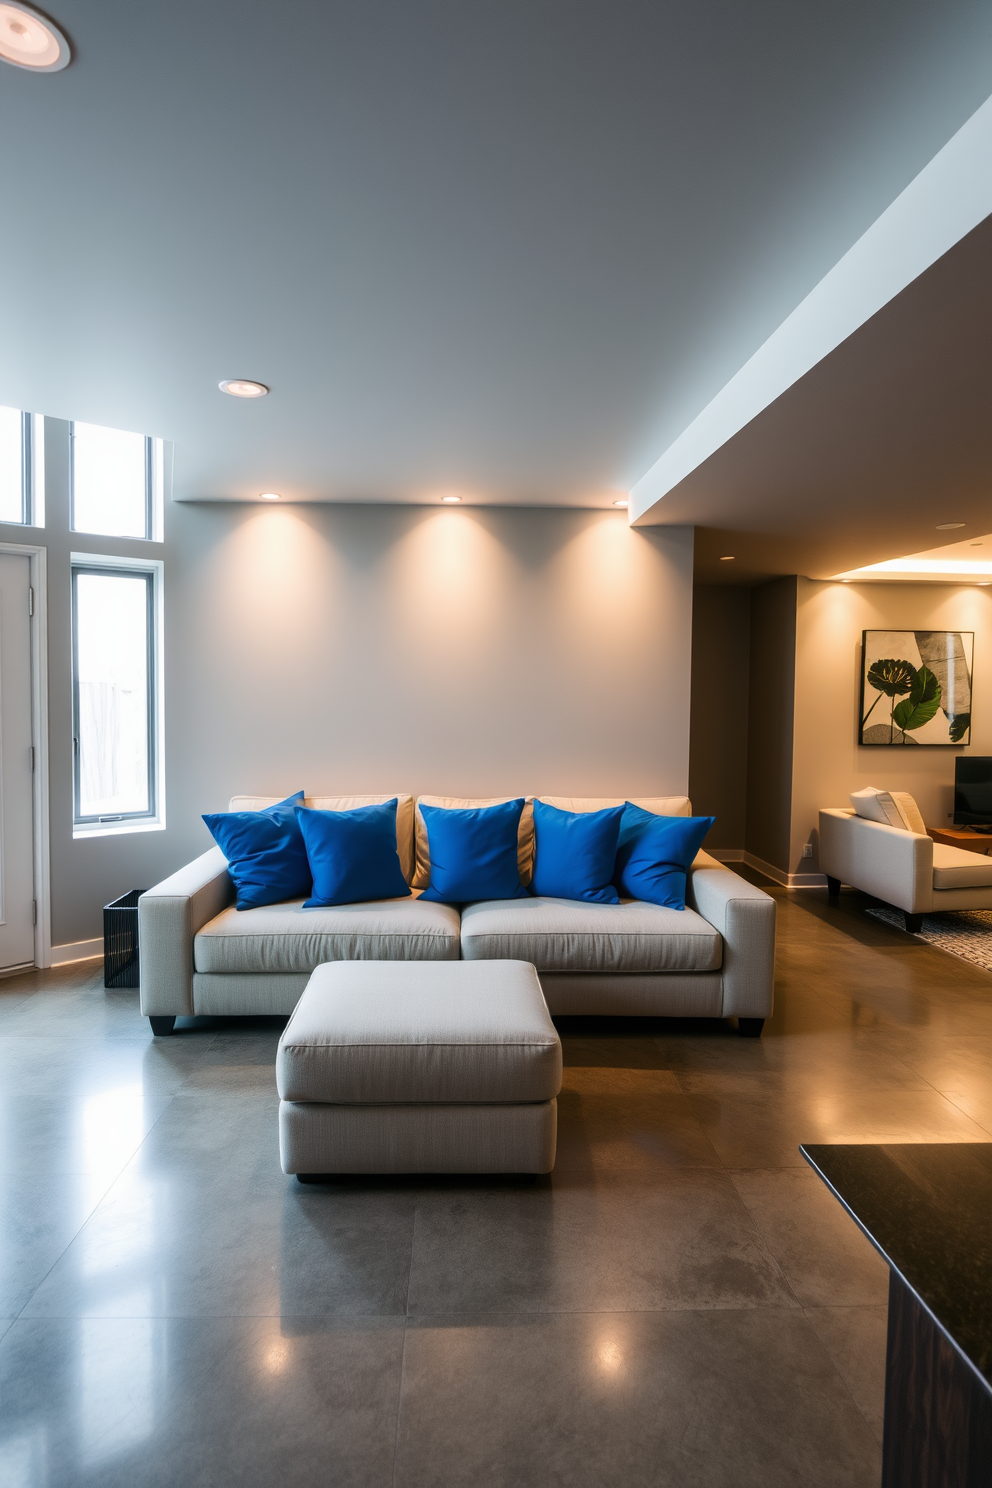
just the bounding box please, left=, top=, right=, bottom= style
left=538, top=795, right=692, bottom=817
left=849, top=787, right=926, bottom=835
left=229, top=794, right=416, bottom=882
left=414, top=796, right=535, bottom=889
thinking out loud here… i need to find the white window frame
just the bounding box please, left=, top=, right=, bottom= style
left=69, top=426, right=165, bottom=543
left=70, top=553, right=166, bottom=839
left=0, top=412, right=45, bottom=528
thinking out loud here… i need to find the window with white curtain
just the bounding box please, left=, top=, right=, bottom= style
left=71, top=558, right=164, bottom=834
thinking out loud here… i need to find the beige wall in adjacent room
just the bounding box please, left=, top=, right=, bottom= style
left=688, top=585, right=750, bottom=850
left=792, top=577, right=992, bottom=880
left=24, top=432, right=695, bottom=946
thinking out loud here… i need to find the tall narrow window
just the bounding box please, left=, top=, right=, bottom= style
left=71, top=422, right=163, bottom=540
left=0, top=406, right=44, bottom=526
left=71, top=560, right=163, bottom=832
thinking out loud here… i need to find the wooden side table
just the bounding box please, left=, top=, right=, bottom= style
left=928, top=826, right=992, bottom=856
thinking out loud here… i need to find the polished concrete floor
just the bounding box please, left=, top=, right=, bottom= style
left=3, top=882, right=992, bottom=1487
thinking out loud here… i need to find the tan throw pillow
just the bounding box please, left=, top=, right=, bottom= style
left=849, top=787, right=918, bottom=833
left=228, top=793, right=416, bottom=882
left=889, top=792, right=926, bottom=835
left=413, top=796, right=534, bottom=889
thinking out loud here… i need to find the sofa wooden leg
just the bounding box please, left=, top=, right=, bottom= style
left=826, top=875, right=841, bottom=899
left=737, top=1018, right=765, bottom=1038
left=904, top=914, right=923, bottom=934
left=149, top=1016, right=176, bottom=1036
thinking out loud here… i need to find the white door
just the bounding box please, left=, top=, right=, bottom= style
left=0, top=552, right=35, bottom=970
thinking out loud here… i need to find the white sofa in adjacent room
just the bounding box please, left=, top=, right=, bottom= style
left=819, top=787, right=992, bottom=930
left=138, top=793, right=777, bottom=1036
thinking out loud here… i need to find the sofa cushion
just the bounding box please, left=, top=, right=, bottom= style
left=414, top=795, right=534, bottom=889
left=459, top=896, right=722, bottom=973
left=276, top=959, right=562, bottom=1104
left=230, top=793, right=416, bottom=883
left=194, top=896, right=461, bottom=975
left=932, top=843, right=992, bottom=890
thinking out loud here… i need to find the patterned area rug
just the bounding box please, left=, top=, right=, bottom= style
left=866, top=906, right=992, bottom=972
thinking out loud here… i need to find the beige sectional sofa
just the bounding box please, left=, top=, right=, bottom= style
left=139, top=792, right=776, bottom=1035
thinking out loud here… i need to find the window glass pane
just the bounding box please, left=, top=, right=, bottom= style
left=0, top=406, right=23, bottom=524
left=76, top=572, right=150, bottom=817
left=73, top=423, right=147, bottom=538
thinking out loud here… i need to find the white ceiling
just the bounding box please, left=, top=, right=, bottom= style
left=3, top=1, right=992, bottom=509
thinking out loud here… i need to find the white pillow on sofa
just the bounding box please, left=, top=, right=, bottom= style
left=849, top=787, right=926, bottom=835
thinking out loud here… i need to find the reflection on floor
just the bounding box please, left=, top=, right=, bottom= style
left=2, top=880, right=992, bottom=1487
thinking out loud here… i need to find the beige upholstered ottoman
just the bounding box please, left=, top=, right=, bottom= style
left=276, top=959, right=562, bottom=1178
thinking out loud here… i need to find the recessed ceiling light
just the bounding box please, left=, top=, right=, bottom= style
left=971, top=542, right=984, bottom=547
left=0, top=2, right=70, bottom=71
left=441, top=494, right=461, bottom=503
left=936, top=522, right=965, bottom=530
left=719, top=555, right=735, bottom=561
left=219, top=379, right=268, bottom=398
left=259, top=492, right=280, bottom=501
left=612, top=499, right=629, bottom=508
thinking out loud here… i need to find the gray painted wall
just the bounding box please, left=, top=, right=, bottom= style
left=744, top=577, right=797, bottom=874
left=688, top=585, right=750, bottom=850
left=20, top=422, right=693, bottom=946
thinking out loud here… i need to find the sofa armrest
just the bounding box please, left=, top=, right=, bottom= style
left=687, top=852, right=776, bottom=1019
left=138, top=847, right=233, bottom=1017
left=818, top=809, right=933, bottom=913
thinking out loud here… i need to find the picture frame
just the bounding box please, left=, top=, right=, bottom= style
left=859, top=630, right=973, bottom=746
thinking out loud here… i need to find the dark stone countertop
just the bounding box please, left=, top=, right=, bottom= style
left=801, top=1143, right=992, bottom=1393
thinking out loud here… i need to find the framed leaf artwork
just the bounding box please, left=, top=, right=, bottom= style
left=859, top=630, right=973, bottom=746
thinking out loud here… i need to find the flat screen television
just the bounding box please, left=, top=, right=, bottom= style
left=953, top=757, right=992, bottom=831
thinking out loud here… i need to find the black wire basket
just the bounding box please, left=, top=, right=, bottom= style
left=103, top=890, right=146, bottom=989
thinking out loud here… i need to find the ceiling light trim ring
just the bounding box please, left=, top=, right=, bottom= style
left=0, top=1, right=70, bottom=71
left=219, top=379, right=269, bottom=399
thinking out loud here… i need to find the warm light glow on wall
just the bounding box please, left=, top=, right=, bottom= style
left=206, top=508, right=337, bottom=659
left=384, top=509, right=510, bottom=661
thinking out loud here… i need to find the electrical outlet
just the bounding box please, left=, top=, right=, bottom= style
left=802, top=843, right=813, bottom=858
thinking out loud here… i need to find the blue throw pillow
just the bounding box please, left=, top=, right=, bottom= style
left=530, top=799, right=624, bottom=904
left=296, top=800, right=411, bottom=907
left=614, top=805, right=715, bottom=909
left=419, top=800, right=529, bottom=904
left=203, top=790, right=312, bottom=910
